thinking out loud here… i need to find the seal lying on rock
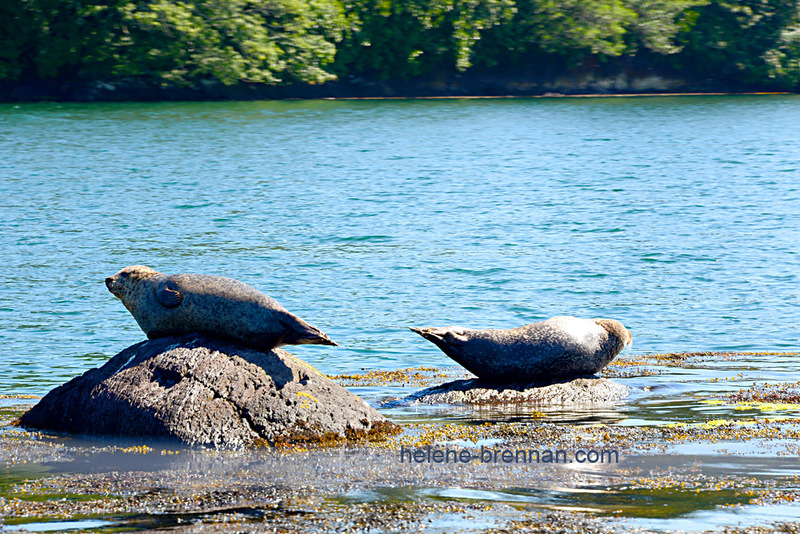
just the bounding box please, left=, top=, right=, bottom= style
left=410, top=316, right=631, bottom=383
left=106, top=265, right=337, bottom=350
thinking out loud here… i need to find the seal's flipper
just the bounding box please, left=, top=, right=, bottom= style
left=280, top=316, right=339, bottom=346
left=409, top=327, right=441, bottom=342
left=155, top=278, right=182, bottom=308
left=410, top=327, right=468, bottom=344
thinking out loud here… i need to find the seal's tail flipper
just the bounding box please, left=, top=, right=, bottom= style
left=410, top=326, right=470, bottom=346
left=308, top=333, right=339, bottom=346
left=409, top=326, right=444, bottom=343
left=282, top=316, right=339, bottom=346
left=410, top=326, right=468, bottom=346
left=410, top=326, right=470, bottom=365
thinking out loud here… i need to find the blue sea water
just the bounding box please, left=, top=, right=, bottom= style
left=1, top=95, right=799, bottom=395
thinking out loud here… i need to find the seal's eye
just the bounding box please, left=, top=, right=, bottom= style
left=120, top=272, right=130, bottom=279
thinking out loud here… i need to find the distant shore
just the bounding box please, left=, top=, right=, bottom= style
left=2, top=71, right=795, bottom=103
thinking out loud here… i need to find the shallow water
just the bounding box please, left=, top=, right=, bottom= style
left=2, top=95, right=800, bottom=531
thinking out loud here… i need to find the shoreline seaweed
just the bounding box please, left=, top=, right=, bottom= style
left=2, top=353, right=800, bottom=532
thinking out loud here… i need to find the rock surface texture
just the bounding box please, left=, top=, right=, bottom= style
left=394, top=377, right=629, bottom=406
left=20, top=335, right=397, bottom=448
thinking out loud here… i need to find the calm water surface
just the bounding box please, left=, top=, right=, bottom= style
left=2, top=95, right=798, bottom=394
left=2, top=95, right=800, bottom=531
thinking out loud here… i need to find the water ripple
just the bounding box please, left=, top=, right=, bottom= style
left=1, top=96, right=800, bottom=394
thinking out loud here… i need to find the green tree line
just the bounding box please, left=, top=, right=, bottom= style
left=2, top=0, right=799, bottom=90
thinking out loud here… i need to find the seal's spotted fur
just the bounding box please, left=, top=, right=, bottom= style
left=106, top=265, right=337, bottom=350
left=411, top=316, right=631, bottom=382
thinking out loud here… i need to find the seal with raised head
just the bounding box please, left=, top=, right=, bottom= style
left=106, top=265, right=338, bottom=350
left=410, top=316, right=631, bottom=383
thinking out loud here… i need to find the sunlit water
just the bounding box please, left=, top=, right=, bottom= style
left=2, top=95, right=800, bottom=531
left=2, top=95, right=799, bottom=395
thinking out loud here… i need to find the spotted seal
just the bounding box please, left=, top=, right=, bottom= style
left=106, top=265, right=337, bottom=350
left=410, top=316, right=631, bottom=382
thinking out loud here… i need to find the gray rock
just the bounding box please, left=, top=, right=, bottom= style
left=19, top=335, right=398, bottom=449
left=393, top=377, right=629, bottom=406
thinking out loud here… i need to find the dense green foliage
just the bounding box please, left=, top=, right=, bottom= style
left=2, top=0, right=799, bottom=90
left=1, top=0, right=350, bottom=85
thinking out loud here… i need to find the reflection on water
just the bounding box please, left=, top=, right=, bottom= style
left=1, top=437, right=798, bottom=532
left=623, top=504, right=800, bottom=532
left=7, top=519, right=113, bottom=532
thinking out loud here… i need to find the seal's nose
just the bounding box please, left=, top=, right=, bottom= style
left=105, top=276, right=114, bottom=289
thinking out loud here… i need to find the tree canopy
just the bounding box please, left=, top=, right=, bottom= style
left=2, top=0, right=799, bottom=90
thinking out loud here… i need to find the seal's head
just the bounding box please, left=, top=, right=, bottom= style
left=105, top=265, right=161, bottom=302
left=594, top=318, right=632, bottom=347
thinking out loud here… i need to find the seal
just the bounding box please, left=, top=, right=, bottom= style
left=410, top=316, right=631, bottom=382
left=105, top=265, right=338, bottom=350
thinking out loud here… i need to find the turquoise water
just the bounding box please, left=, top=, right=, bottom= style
left=1, top=95, right=800, bottom=395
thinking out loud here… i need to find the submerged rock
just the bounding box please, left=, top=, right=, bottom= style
left=391, top=377, right=628, bottom=406
left=19, top=334, right=398, bottom=448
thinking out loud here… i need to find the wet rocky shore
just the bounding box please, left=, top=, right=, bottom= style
left=3, top=351, right=800, bottom=533
left=0, top=70, right=776, bottom=103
